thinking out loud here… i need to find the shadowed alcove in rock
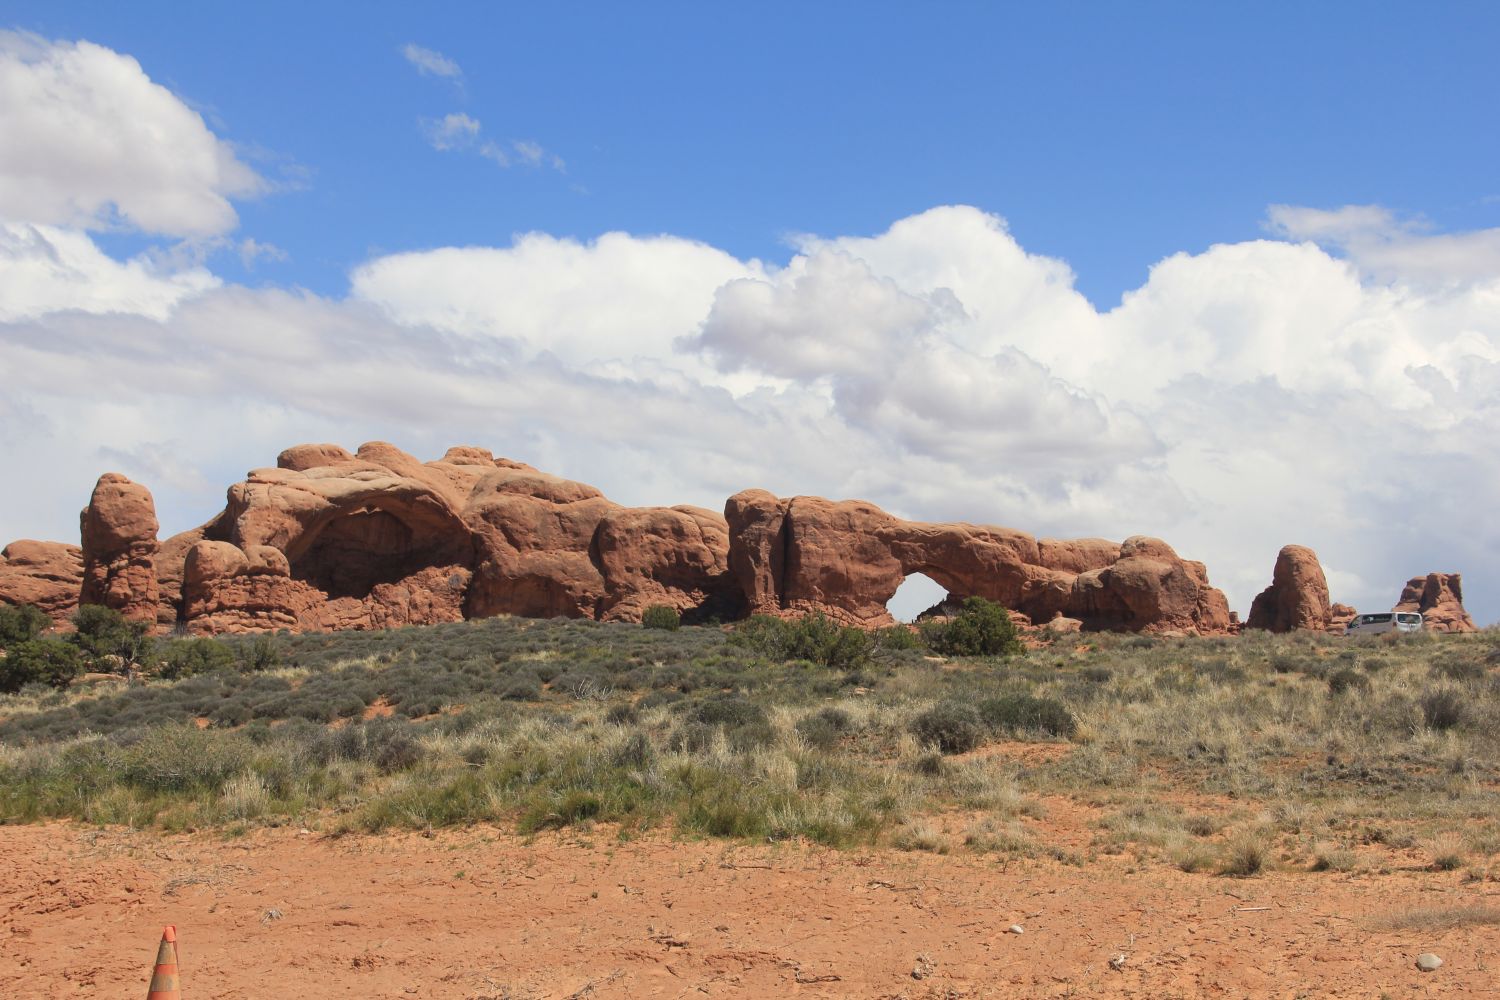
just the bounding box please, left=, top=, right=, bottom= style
left=287, top=503, right=472, bottom=600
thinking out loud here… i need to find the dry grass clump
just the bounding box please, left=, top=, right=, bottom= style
left=1372, top=905, right=1500, bottom=932
left=1421, top=831, right=1468, bottom=872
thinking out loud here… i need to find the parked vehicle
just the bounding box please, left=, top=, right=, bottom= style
left=1345, top=611, right=1423, bottom=636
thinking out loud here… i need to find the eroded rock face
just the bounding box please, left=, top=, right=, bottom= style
left=723, top=490, right=1231, bottom=633
left=1396, top=573, right=1477, bottom=633
left=0, top=444, right=1256, bottom=637
left=1246, top=545, right=1332, bottom=633
left=0, top=540, right=84, bottom=624
left=157, top=442, right=741, bottom=633
left=79, top=473, right=160, bottom=623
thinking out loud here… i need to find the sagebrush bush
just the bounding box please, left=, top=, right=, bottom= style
left=641, top=605, right=681, bottom=631
left=1326, top=667, right=1370, bottom=696
left=730, top=614, right=872, bottom=670
left=156, top=638, right=236, bottom=680
left=976, top=693, right=1077, bottom=739
left=1420, top=689, right=1465, bottom=730
left=909, top=702, right=985, bottom=754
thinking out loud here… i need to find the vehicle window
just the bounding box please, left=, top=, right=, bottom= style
left=1369, top=614, right=1392, bottom=623
left=1397, top=613, right=1421, bottom=624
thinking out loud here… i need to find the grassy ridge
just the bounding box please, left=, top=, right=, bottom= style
left=1, top=616, right=1497, bottom=875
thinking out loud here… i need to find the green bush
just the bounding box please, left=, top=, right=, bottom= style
left=976, top=693, right=1077, bottom=739
left=641, top=605, right=681, bottom=631
left=70, top=604, right=153, bottom=671
left=156, top=638, right=236, bottom=680
left=730, top=613, right=872, bottom=670
left=909, top=702, right=985, bottom=754
left=920, top=597, right=1023, bottom=657
left=0, top=603, right=50, bottom=649
left=874, top=625, right=922, bottom=651
left=235, top=636, right=282, bottom=673
left=0, top=638, right=85, bottom=692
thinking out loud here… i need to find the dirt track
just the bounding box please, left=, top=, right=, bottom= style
left=2, top=821, right=1496, bottom=998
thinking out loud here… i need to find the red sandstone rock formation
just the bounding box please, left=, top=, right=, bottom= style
left=155, top=442, right=740, bottom=633
left=1246, top=545, right=1332, bottom=633
left=79, top=473, right=160, bottom=624
left=724, top=490, right=1230, bottom=633
left=0, top=444, right=1243, bottom=637
left=0, top=540, right=83, bottom=624
left=1396, top=573, right=1476, bottom=633
left=1328, top=603, right=1357, bottom=634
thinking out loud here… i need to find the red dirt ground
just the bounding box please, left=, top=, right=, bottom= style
left=2, top=822, right=1497, bottom=998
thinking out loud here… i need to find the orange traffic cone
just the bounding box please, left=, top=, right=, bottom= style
left=146, top=925, right=180, bottom=999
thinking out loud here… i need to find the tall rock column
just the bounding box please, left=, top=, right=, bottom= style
left=1246, top=544, right=1331, bottom=632
left=80, top=473, right=161, bottom=624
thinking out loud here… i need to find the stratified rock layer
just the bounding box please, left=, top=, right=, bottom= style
left=1396, top=573, right=1477, bottom=633
left=79, top=473, right=159, bottom=623
left=1246, top=545, right=1332, bottom=633
left=724, top=490, right=1230, bottom=633
left=0, top=541, right=84, bottom=624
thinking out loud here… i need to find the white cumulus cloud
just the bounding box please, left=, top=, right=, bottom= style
left=1, top=203, right=1498, bottom=626
left=0, top=31, right=266, bottom=237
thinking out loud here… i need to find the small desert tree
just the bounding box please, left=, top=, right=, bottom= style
left=70, top=604, right=154, bottom=673
left=921, top=596, right=1023, bottom=657
left=0, top=603, right=50, bottom=650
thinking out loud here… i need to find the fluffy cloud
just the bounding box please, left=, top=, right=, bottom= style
left=0, top=221, right=219, bottom=321
left=2, top=203, right=1498, bottom=625
left=0, top=31, right=265, bottom=237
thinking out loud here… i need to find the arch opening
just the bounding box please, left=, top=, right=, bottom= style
left=887, top=572, right=949, bottom=623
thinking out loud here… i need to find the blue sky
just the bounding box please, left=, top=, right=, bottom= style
left=11, top=2, right=1500, bottom=302
left=1, top=3, right=1498, bottom=624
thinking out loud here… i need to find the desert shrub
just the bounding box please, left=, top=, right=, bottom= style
left=156, top=638, right=236, bottom=680
left=70, top=605, right=152, bottom=671
left=1, top=638, right=85, bottom=692
left=641, top=605, right=681, bottom=631
left=1420, top=689, right=1466, bottom=731
left=730, top=614, right=872, bottom=670
left=605, top=703, right=639, bottom=726
left=873, top=625, right=921, bottom=651
left=551, top=669, right=611, bottom=700
left=356, top=718, right=424, bottom=772
left=920, top=597, right=1022, bottom=657
left=1432, top=656, right=1486, bottom=683
left=909, top=702, right=985, bottom=754
left=235, top=636, right=282, bottom=673
left=0, top=603, right=49, bottom=649
left=672, top=696, right=774, bottom=751
left=1326, top=667, right=1370, bottom=696
left=500, top=676, right=541, bottom=701
left=795, top=707, right=854, bottom=750
left=120, top=726, right=252, bottom=792
left=609, top=730, right=653, bottom=768
left=1218, top=829, right=1267, bottom=876
left=976, top=693, right=1077, bottom=739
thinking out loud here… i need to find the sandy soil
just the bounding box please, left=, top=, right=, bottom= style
left=2, top=821, right=1497, bottom=998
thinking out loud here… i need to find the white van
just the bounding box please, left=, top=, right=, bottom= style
left=1345, top=611, right=1423, bottom=636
